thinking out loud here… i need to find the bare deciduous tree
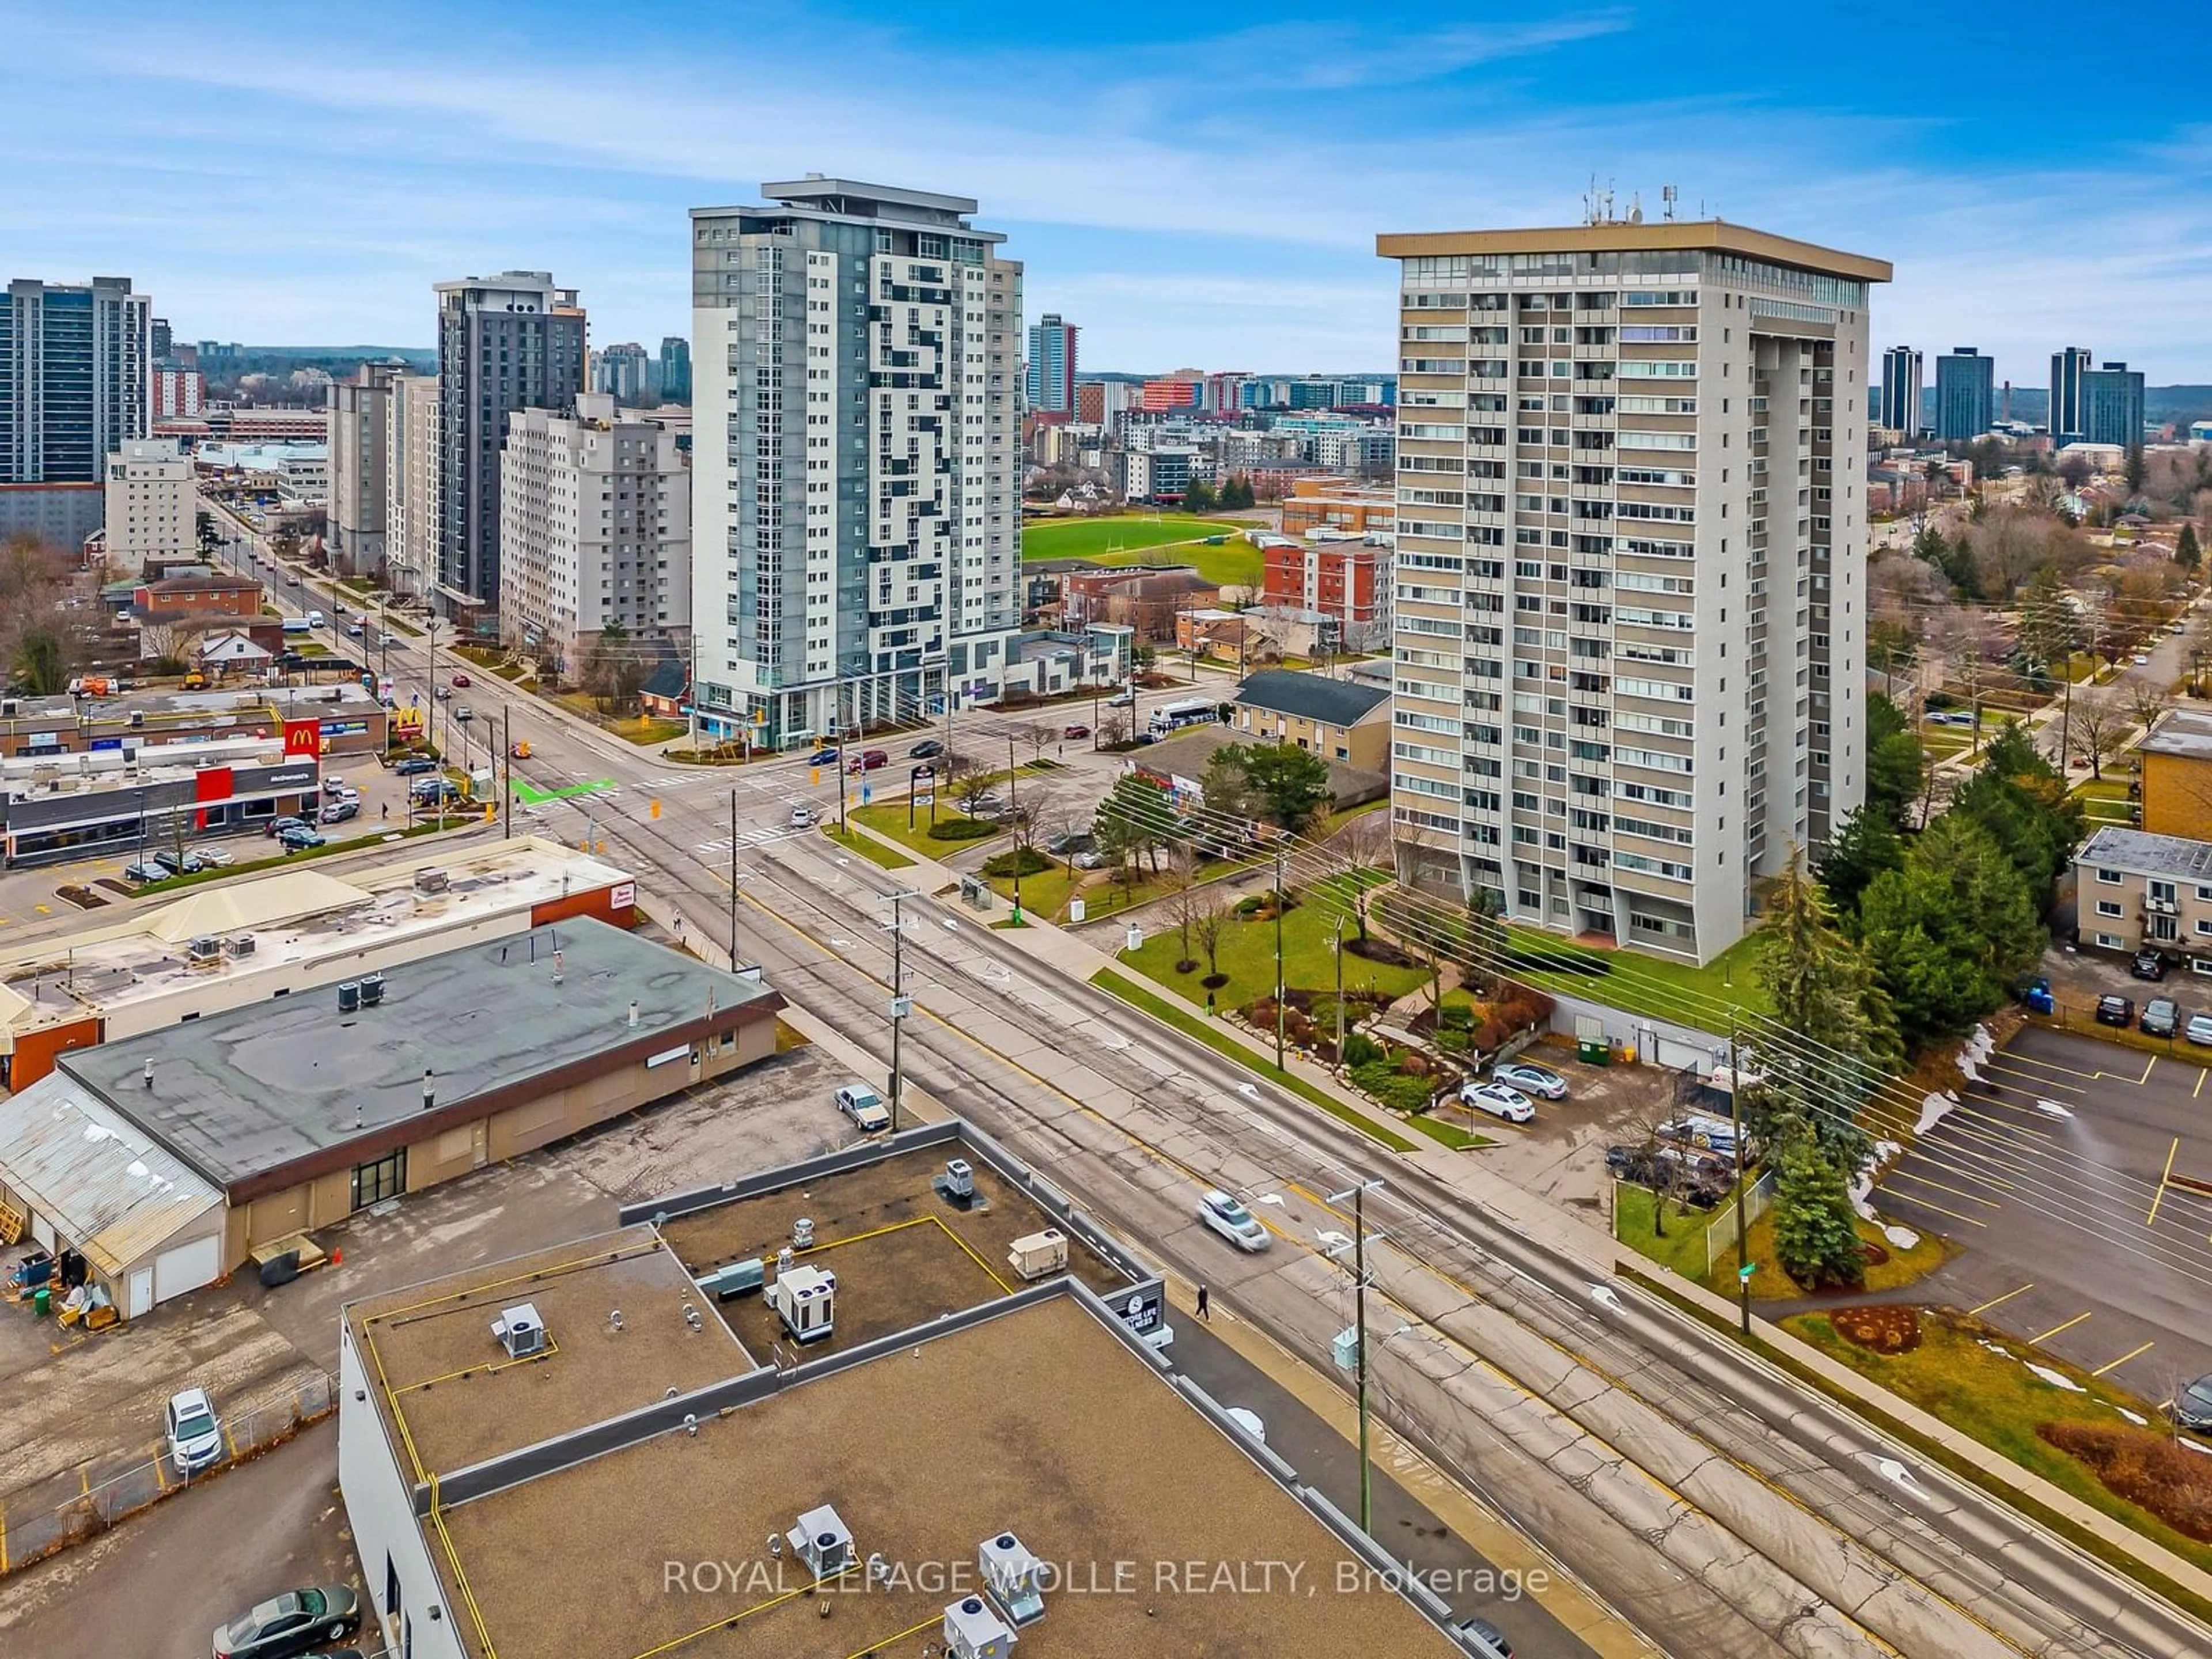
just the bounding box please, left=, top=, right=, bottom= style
left=1161, top=847, right=1201, bottom=968
left=1192, top=892, right=1233, bottom=987
left=2127, top=680, right=2173, bottom=738
left=2068, top=690, right=2126, bottom=781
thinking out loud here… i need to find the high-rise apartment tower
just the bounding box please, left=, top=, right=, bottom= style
left=690, top=178, right=1021, bottom=746
left=1027, top=313, right=1077, bottom=415
left=1, top=276, right=150, bottom=483
left=1377, top=218, right=1889, bottom=964
left=2050, top=347, right=2092, bottom=444
left=434, top=271, right=587, bottom=610
left=1878, top=346, right=1921, bottom=436
left=1933, top=347, right=1994, bottom=441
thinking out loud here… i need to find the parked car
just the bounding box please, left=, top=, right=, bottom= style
left=1459, top=1081, right=1535, bottom=1123
left=2187, top=1013, right=2212, bottom=1047
left=322, top=776, right=351, bottom=798
left=264, top=815, right=309, bottom=839
left=150, top=849, right=206, bottom=876
left=967, top=792, right=1006, bottom=817
left=908, top=738, right=945, bottom=759
left=278, top=824, right=326, bottom=851
left=835, top=1082, right=891, bottom=1132
left=1062, top=723, right=1090, bottom=739
left=211, top=1585, right=361, bottom=1659
left=2142, top=997, right=2180, bottom=1038
left=319, top=800, right=359, bottom=825
left=393, top=755, right=438, bottom=776
left=1071, top=850, right=1108, bottom=869
left=192, top=846, right=234, bottom=868
left=2133, top=652, right=2152, bottom=665
left=2096, top=994, right=2135, bottom=1027
left=1046, top=832, right=1094, bottom=857
left=165, top=1387, right=224, bottom=1475
left=449, top=672, right=471, bottom=688
left=1196, top=1188, right=1269, bottom=1252
left=2133, top=950, right=2167, bottom=981
left=847, top=748, right=888, bottom=772
left=790, top=804, right=817, bottom=829
left=1491, top=1060, right=1567, bottom=1101
left=123, top=859, right=168, bottom=884
left=2172, top=1373, right=2212, bottom=1432
left=410, top=778, right=463, bottom=805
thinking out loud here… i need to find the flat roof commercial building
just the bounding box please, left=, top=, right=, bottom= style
left=0, top=835, right=636, bottom=1087
left=0, top=916, right=779, bottom=1322
left=1377, top=218, right=1890, bottom=964
left=340, top=1122, right=1472, bottom=1659
left=0, top=683, right=389, bottom=761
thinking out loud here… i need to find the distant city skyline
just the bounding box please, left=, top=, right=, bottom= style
left=5, top=5, right=2210, bottom=376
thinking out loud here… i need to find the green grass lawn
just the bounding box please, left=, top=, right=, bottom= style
left=1092, top=968, right=1419, bottom=1153
left=1494, top=925, right=1772, bottom=1028
left=1022, top=513, right=1256, bottom=559
left=1127, top=891, right=1429, bottom=1012
left=1786, top=1308, right=2212, bottom=1584
left=1612, top=1183, right=1721, bottom=1280
left=1710, top=1210, right=1956, bottom=1301
left=850, top=800, right=1006, bottom=862
left=823, top=825, right=917, bottom=870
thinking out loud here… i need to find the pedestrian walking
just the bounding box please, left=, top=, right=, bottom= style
left=380, top=802, right=389, bottom=821
left=1196, top=1284, right=1211, bottom=1322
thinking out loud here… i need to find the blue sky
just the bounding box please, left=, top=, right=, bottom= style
left=7, top=2, right=2210, bottom=381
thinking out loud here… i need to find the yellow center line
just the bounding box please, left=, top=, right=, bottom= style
left=2149, top=1137, right=2181, bottom=1226
left=1968, top=1282, right=2035, bottom=1316
left=2196, top=1066, right=2207, bottom=1101
left=2030, top=1312, right=2093, bottom=1343
left=2092, top=1341, right=2156, bottom=1377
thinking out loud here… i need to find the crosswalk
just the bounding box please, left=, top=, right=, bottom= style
left=692, top=823, right=812, bottom=857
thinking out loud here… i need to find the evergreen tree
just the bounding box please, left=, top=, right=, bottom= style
left=1744, top=854, right=1901, bottom=1160
left=1863, top=693, right=1925, bottom=827
left=2178, top=523, right=2202, bottom=575
left=1814, top=804, right=1904, bottom=917
left=1857, top=812, right=2046, bottom=1046
left=1950, top=721, right=2084, bottom=898
left=1771, top=1144, right=1865, bottom=1290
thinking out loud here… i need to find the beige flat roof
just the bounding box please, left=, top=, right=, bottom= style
left=1376, top=219, right=1892, bottom=283
left=431, top=1294, right=1461, bottom=1659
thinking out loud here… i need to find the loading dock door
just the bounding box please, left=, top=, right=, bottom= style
left=1652, top=1033, right=1716, bottom=1074
left=30, top=1211, right=54, bottom=1252
left=153, top=1234, right=221, bottom=1302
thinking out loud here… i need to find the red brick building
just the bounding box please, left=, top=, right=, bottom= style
left=1260, top=539, right=1387, bottom=637
left=131, top=573, right=263, bottom=621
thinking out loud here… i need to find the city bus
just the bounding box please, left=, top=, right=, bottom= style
left=1148, top=697, right=1221, bottom=736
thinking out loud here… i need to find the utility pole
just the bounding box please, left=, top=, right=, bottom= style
left=1333, top=916, right=1347, bottom=1068
left=728, top=787, right=740, bottom=972
left=1729, top=1016, right=1751, bottom=1338
left=882, top=890, right=911, bottom=1128
left=1007, top=731, right=1023, bottom=923
left=838, top=677, right=851, bottom=835
left=499, top=707, right=511, bottom=838
left=1273, top=845, right=1287, bottom=1069
left=1327, top=1180, right=1383, bottom=1536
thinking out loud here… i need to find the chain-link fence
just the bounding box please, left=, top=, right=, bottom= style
left=2024, top=991, right=2212, bottom=1062
left=0, top=1370, right=335, bottom=1578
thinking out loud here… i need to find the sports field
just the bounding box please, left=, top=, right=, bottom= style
left=1023, top=514, right=1265, bottom=588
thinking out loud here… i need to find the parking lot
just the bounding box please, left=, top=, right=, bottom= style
left=1877, top=1022, right=2212, bottom=1400
left=0, top=1035, right=862, bottom=1581
left=1455, top=1044, right=1687, bottom=1217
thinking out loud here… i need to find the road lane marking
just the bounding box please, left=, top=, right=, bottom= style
left=2149, top=1137, right=2180, bottom=1226
left=2196, top=1066, right=2207, bottom=1101
left=1969, top=1282, right=2035, bottom=1316
left=2030, top=1312, right=2093, bottom=1343
left=2093, top=1342, right=2155, bottom=1377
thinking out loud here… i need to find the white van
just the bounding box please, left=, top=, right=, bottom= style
left=281, top=617, right=313, bottom=635
left=306, top=609, right=325, bottom=628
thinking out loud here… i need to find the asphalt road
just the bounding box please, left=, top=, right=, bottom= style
left=1879, top=1022, right=2212, bottom=1402
left=0, top=1419, right=359, bottom=1659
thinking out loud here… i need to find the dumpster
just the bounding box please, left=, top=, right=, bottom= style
left=1577, top=1037, right=1611, bottom=1065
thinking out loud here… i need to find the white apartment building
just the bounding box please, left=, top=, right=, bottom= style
left=382, top=373, right=441, bottom=597
left=101, top=437, right=195, bottom=566
left=690, top=177, right=1020, bottom=747
left=1377, top=219, right=1889, bottom=964
left=499, top=393, right=691, bottom=672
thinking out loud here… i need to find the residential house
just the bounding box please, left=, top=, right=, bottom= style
left=1230, top=668, right=1391, bottom=771
left=2075, top=827, right=2212, bottom=966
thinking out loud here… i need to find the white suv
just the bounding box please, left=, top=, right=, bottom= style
left=1196, top=1189, right=1269, bottom=1252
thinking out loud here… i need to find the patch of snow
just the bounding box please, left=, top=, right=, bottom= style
left=1253, top=1192, right=1284, bottom=1206
left=1883, top=1224, right=1921, bottom=1252
left=81, top=1124, right=115, bottom=1143
left=2181, top=1438, right=2212, bottom=1457
left=1914, top=1093, right=1956, bottom=1137
left=2033, top=1099, right=2075, bottom=1119
left=1956, top=1055, right=1982, bottom=1084
left=2025, top=1363, right=2087, bottom=1393
left=2116, top=1408, right=2149, bottom=1426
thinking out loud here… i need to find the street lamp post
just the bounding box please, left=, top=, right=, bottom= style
left=1327, top=1179, right=1384, bottom=1536
left=1332, top=916, right=1347, bottom=1068
left=881, top=890, right=912, bottom=1129
left=1273, top=846, right=1287, bottom=1069
left=1007, top=732, right=1022, bottom=924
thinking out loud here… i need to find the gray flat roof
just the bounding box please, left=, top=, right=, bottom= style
left=62, top=917, right=780, bottom=1191
left=2078, top=825, right=2212, bottom=882
left=2142, top=710, right=2212, bottom=761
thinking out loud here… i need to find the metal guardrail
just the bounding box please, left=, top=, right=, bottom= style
left=0, top=1370, right=336, bottom=1577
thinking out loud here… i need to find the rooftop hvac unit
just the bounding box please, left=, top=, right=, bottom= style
left=787, top=1504, right=854, bottom=1579
left=944, top=1159, right=975, bottom=1200
left=358, top=972, right=385, bottom=1007
left=414, top=867, right=450, bottom=895
left=769, top=1264, right=835, bottom=1343
left=222, top=934, right=256, bottom=959
left=491, top=1302, right=547, bottom=1358
left=979, top=1532, right=1046, bottom=1626
left=1006, top=1230, right=1066, bottom=1283
left=186, top=935, right=223, bottom=965
left=944, top=1595, right=1018, bottom=1659
left=336, top=980, right=361, bottom=1014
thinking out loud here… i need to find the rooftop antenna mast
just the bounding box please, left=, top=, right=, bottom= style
left=1662, top=184, right=1679, bottom=222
